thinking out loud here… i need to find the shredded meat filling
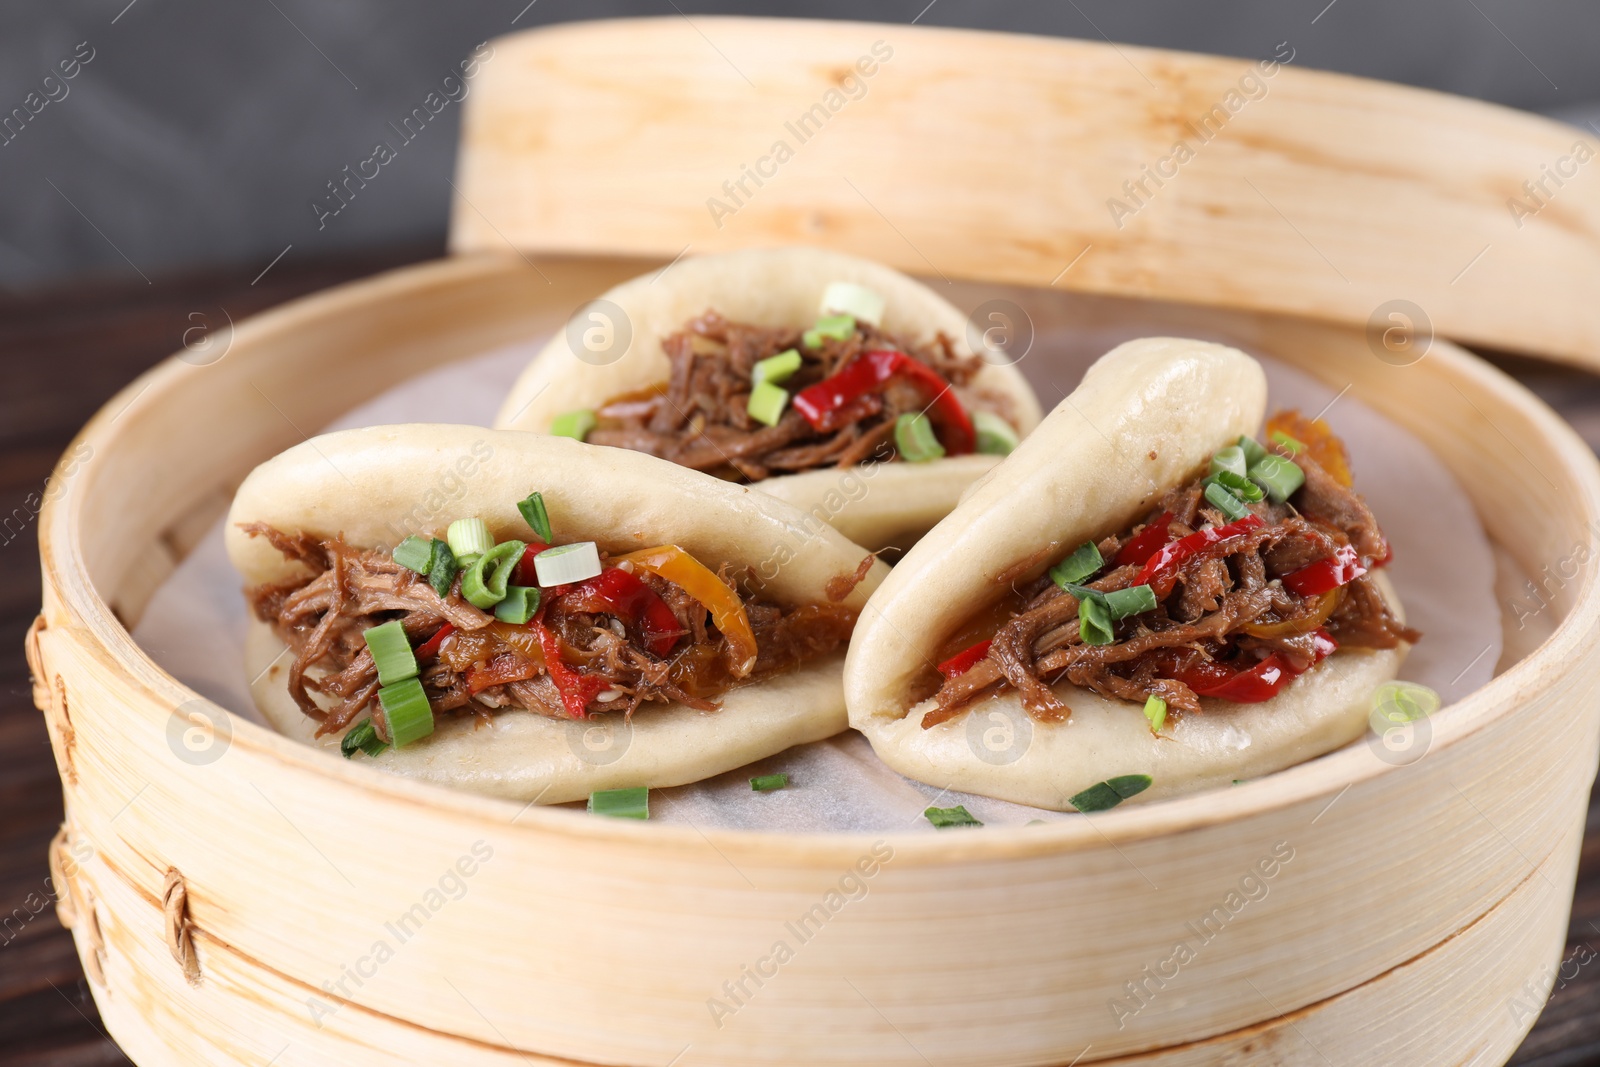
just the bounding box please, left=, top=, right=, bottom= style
left=924, top=462, right=1420, bottom=729
left=584, top=311, right=1018, bottom=480
left=242, top=523, right=858, bottom=738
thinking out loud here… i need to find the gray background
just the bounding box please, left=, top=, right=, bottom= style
left=2, top=0, right=1597, bottom=291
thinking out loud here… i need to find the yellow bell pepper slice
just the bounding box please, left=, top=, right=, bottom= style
left=612, top=545, right=758, bottom=677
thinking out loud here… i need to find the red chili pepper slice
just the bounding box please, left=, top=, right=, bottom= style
left=1194, top=655, right=1291, bottom=702
left=530, top=620, right=609, bottom=718
left=1165, top=629, right=1338, bottom=704
left=937, top=639, right=993, bottom=679
left=792, top=349, right=975, bottom=454
left=1375, top=537, right=1393, bottom=568
left=1307, top=629, right=1339, bottom=662
left=414, top=622, right=455, bottom=660
left=512, top=541, right=550, bottom=587
left=1134, top=514, right=1265, bottom=597
left=1114, top=511, right=1174, bottom=568
left=808, top=392, right=884, bottom=434
left=1281, top=544, right=1367, bottom=597
left=559, top=566, right=683, bottom=657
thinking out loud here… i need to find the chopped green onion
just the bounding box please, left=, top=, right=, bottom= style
left=341, top=719, right=388, bottom=759
left=752, top=349, right=802, bottom=385
left=750, top=773, right=789, bottom=792
left=551, top=409, right=597, bottom=441
left=588, top=787, right=649, bottom=819
left=747, top=380, right=789, bottom=427
left=494, top=585, right=541, bottom=624
left=1103, top=584, right=1158, bottom=619
left=518, top=491, right=552, bottom=543
left=1069, top=774, right=1152, bottom=812
left=1373, top=680, right=1440, bottom=723
left=1204, top=469, right=1265, bottom=502
left=1238, top=435, right=1268, bottom=467
left=447, top=517, right=493, bottom=558
left=1050, top=542, right=1103, bottom=588
left=974, top=411, right=1020, bottom=456
left=1143, top=695, right=1168, bottom=734
left=1269, top=430, right=1304, bottom=455
left=924, top=804, right=983, bottom=829
left=1247, top=454, right=1305, bottom=503
left=819, top=281, right=885, bottom=327
left=534, top=541, right=602, bottom=587
left=894, top=412, right=946, bottom=462
left=802, top=313, right=855, bottom=349
left=1210, top=445, right=1248, bottom=479
left=1076, top=592, right=1115, bottom=645
left=1204, top=481, right=1251, bottom=521
left=426, top=539, right=458, bottom=598
left=462, top=540, right=527, bottom=608
left=378, top=677, right=434, bottom=748
left=362, top=619, right=418, bottom=685
left=1069, top=581, right=1154, bottom=622
left=392, top=535, right=434, bottom=574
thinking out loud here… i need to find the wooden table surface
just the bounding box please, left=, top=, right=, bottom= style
left=1, top=250, right=1596, bottom=1066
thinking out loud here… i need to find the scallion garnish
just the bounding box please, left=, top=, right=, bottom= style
left=1269, top=430, right=1304, bottom=455
left=894, top=412, right=945, bottom=462
left=752, top=349, right=802, bottom=385
left=1143, top=695, right=1167, bottom=734
left=494, top=585, right=541, bottom=624
left=1050, top=542, right=1103, bottom=588
left=1247, top=454, right=1305, bottom=503
left=1210, top=445, right=1248, bottom=479
left=1065, top=581, right=1152, bottom=624
left=378, top=677, right=435, bottom=748
left=1204, top=481, right=1251, bottom=521
left=533, top=541, right=602, bottom=587
left=924, top=804, right=982, bottom=829
left=518, top=491, right=552, bottom=543
left=1204, top=469, right=1265, bottom=502
left=462, top=540, right=527, bottom=608
left=1077, top=593, right=1115, bottom=645
left=426, top=538, right=458, bottom=598
left=1237, top=434, right=1268, bottom=467
left=588, top=787, right=649, bottom=819
left=362, top=619, right=418, bottom=685
left=340, top=719, right=388, bottom=759
left=802, top=313, right=855, bottom=349
left=392, top=535, right=434, bottom=574
left=552, top=409, right=597, bottom=441
left=447, top=517, right=493, bottom=559
left=1103, top=584, right=1157, bottom=619
left=747, top=380, right=789, bottom=427
left=1069, top=774, right=1152, bottom=812
left=819, top=281, right=885, bottom=327
left=750, top=773, right=789, bottom=792
left=973, top=411, right=1020, bottom=456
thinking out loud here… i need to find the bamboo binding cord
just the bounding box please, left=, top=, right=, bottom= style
left=48, top=824, right=77, bottom=929
left=25, top=615, right=48, bottom=718
left=161, top=869, right=201, bottom=986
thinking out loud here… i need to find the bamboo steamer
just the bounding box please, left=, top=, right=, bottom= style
left=31, top=18, right=1600, bottom=1067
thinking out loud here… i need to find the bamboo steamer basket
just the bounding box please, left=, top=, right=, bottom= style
left=30, top=18, right=1600, bottom=1067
